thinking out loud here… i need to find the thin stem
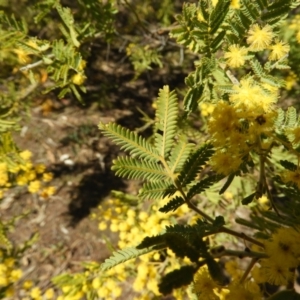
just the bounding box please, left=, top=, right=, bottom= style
left=211, top=248, right=267, bottom=259
left=19, top=54, right=55, bottom=71
left=258, top=137, right=281, bottom=216
left=175, top=182, right=214, bottom=223
left=219, top=227, right=264, bottom=248
left=240, top=258, right=259, bottom=284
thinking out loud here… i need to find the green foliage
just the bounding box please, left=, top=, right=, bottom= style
left=178, top=143, right=214, bottom=185
left=158, top=265, right=196, bottom=295
left=99, top=85, right=218, bottom=216
left=97, top=1, right=300, bottom=299
left=154, top=86, right=178, bottom=158
left=101, top=246, right=162, bottom=271
left=1, top=0, right=300, bottom=299
left=99, top=122, right=160, bottom=162
left=159, top=196, right=185, bottom=213
left=126, top=44, right=163, bottom=79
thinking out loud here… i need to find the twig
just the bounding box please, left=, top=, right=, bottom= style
left=19, top=54, right=55, bottom=71
left=211, top=248, right=267, bottom=260
left=219, top=227, right=264, bottom=248
left=240, top=258, right=259, bottom=283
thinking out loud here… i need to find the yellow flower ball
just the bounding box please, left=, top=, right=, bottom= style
left=35, top=164, right=46, bottom=174
left=0, top=276, right=8, bottom=286
left=98, top=221, right=107, bottom=230
left=23, top=280, right=33, bottom=290
left=44, top=288, right=55, bottom=299
left=4, top=258, right=15, bottom=268
left=43, top=172, right=53, bottom=182
left=28, top=180, right=41, bottom=193
left=19, top=150, right=32, bottom=161
left=10, top=269, right=22, bottom=281
left=72, top=73, right=86, bottom=85
left=92, top=277, right=101, bottom=289
left=30, top=287, right=42, bottom=299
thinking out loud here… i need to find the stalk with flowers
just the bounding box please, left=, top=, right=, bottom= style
left=97, top=0, right=300, bottom=299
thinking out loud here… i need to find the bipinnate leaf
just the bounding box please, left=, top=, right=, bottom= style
left=167, top=140, right=194, bottom=173
left=286, top=107, right=297, bottom=128
left=139, top=181, right=177, bottom=200
left=187, top=174, right=223, bottom=199
left=159, top=196, right=185, bottom=213
left=154, top=86, right=178, bottom=158
left=112, top=157, right=169, bottom=181
left=98, top=122, right=160, bottom=162
left=235, top=218, right=261, bottom=230
left=137, top=235, right=167, bottom=249
left=179, top=143, right=214, bottom=186
left=101, top=246, right=158, bottom=271
left=219, top=173, right=235, bottom=194
left=280, top=160, right=297, bottom=171
left=165, top=233, right=200, bottom=262
left=242, top=192, right=256, bottom=205
left=183, top=85, right=204, bottom=112
left=158, top=265, right=196, bottom=295
left=209, top=0, right=230, bottom=34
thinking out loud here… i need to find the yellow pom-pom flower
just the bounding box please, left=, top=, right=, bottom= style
left=224, top=44, right=248, bottom=68
left=247, top=24, right=274, bottom=51
left=268, top=40, right=290, bottom=61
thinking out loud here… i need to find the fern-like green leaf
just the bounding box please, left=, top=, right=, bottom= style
left=235, top=217, right=262, bottom=230
left=159, top=196, right=185, bottom=213
left=285, top=107, right=297, bottom=128
left=183, top=85, right=204, bottom=112
left=99, top=122, right=160, bottom=162
left=279, top=160, right=297, bottom=171
left=112, top=156, right=169, bottom=181
left=242, top=192, right=256, bottom=205
left=209, top=0, right=230, bottom=34
left=137, top=235, right=167, bottom=249
left=101, top=246, right=159, bottom=271
left=217, top=84, right=236, bottom=94
left=219, top=174, right=236, bottom=195
left=139, top=181, right=177, bottom=200
left=260, top=75, right=285, bottom=88
left=274, top=108, right=284, bottom=128
left=158, top=265, right=196, bottom=295
left=167, top=140, right=194, bottom=173
left=241, top=0, right=259, bottom=21
left=187, top=174, right=223, bottom=199
left=229, top=20, right=246, bottom=38
left=210, top=31, right=226, bottom=52
left=154, top=86, right=178, bottom=158
left=250, top=59, right=266, bottom=78
left=261, top=3, right=292, bottom=25
left=255, top=0, right=267, bottom=10
left=164, top=233, right=199, bottom=262
left=179, top=143, right=214, bottom=186
left=199, top=0, right=209, bottom=21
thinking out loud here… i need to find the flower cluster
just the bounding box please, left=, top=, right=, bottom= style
left=19, top=282, right=55, bottom=300
left=0, top=150, right=55, bottom=200
left=53, top=195, right=196, bottom=299
left=0, top=253, right=23, bottom=298
left=208, top=81, right=278, bottom=175
left=192, top=226, right=300, bottom=300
